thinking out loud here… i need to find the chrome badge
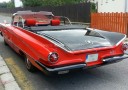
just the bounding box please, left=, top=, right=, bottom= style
left=85, top=40, right=93, bottom=44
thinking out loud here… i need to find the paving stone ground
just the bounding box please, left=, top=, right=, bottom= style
left=0, top=79, right=4, bottom=90
left=0, top=56, right=21, bottom=90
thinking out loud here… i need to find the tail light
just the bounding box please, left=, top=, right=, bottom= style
left=48, top=52, right=59, bottom=63
left=122, top=43, right=128, bottom=51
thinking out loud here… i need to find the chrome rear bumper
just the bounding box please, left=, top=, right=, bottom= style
left=36, top=54, right=128, bottom=75
left=103, top=54, right=128, bottom=64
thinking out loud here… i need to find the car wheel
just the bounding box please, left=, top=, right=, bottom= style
left=25, top=56, right=37, bottom=72
left=4, top=39, right=8, bottom=46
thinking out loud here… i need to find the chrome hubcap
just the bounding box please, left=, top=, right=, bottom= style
left=26, top=58, right=31, bottom=69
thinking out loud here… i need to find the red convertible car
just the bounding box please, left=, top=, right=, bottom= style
left=0, top=11, right=128, bottom=75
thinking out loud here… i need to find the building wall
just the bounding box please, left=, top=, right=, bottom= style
left=126, top=0, right=128, bottom=12
left=97, top=0, right=126, bottom=12
left=14, top=0, right=23, bottom=7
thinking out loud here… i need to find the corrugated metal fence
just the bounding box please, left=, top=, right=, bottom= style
left=0, top=3, right=91, bottom=23
left=91, top=13, right=128, bottom=35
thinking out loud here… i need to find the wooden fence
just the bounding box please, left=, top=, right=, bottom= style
left=91, top=13, right=128, bottom=35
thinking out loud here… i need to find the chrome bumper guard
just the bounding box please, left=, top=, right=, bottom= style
left=103, top=54, right=128, bottom=64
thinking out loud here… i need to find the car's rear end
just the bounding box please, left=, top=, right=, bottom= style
left=35, top=27, right=128, bottom=75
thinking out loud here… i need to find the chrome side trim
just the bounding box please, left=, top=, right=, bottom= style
left=116, top=35, right=126, bottom=46
left=39, top=33, right=71, bottom=51
left=36, top=33, right=72, bottom=52
left=87, top=28, right=127, bottom=46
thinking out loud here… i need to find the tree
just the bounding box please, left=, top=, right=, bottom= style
left=7, top=1, right=15, bottom=8
left=45, top=0, right=88, bottom=6
left=0, top=2, right=8, bottom=8
left=91, top=2, right=97, bottom=12
left=10, top=0, right=14, bottom=5
left=0, top=1, right=14, bottom=8
left=21, top=0, right=87, bottom=7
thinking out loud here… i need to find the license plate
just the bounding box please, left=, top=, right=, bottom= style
left=86, top=54, right=98, bottom=62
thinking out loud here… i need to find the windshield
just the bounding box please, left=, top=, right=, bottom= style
left=22, top=14, right=52, bottom=23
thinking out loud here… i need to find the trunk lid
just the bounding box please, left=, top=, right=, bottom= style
left=37, top=29, right=112, bottom=51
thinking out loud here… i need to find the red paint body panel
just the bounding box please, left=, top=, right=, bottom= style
left=0, top=11, right=127, bottom=74
left=0, top=23, right=124, bottom=68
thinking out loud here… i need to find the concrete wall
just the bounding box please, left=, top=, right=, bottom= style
left=97, top=0, right=126, bottom=13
